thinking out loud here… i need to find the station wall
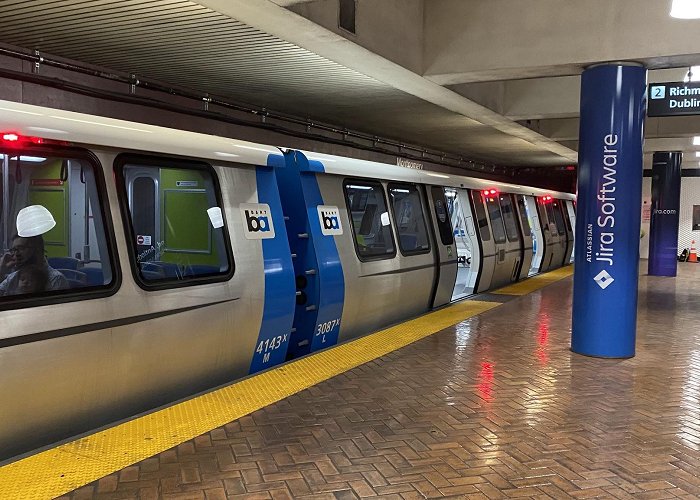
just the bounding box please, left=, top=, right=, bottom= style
left=639, top=175, right=700, bottom=259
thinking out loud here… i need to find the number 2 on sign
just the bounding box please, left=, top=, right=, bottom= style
left=315, top=318, right=341, bottom=343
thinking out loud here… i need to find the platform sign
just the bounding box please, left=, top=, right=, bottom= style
left=648, top=81, right=700, bottom=117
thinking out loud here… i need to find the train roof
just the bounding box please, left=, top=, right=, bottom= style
left=0, top=100, right=575, bottom=200
left=298, top=150, right=575, bottom=200
left=0, top=99, right=280, bottom=167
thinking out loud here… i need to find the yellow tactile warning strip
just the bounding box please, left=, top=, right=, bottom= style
left=0, top=267, right=573, bottom=500
left=492, top=265, right=574, bottom=295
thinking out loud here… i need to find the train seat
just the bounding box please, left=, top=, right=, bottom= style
left=48, top=257, right=81, bottom=270
left=81, top=267, right=104, bottom=286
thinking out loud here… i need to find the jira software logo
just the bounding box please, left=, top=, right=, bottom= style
left=593, top=269, right=614, bottom=290
left=240, top=203, right=275, bottom=239
left=317, top=205, right=343, bottom=236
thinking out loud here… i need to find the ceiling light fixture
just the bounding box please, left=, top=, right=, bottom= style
left=693, top=136, right=700, bottom=145
left=670, top=0, right=700, bottom=18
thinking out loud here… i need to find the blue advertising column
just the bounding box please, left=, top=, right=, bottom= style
left=571, top=64, right=647, bottom=358
left=648, top=152, right=682, bottom=277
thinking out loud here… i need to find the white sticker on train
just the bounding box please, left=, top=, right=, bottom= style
left=240, top=203, right=275, bottom=239
left=317, top=205, right=343, bottom=236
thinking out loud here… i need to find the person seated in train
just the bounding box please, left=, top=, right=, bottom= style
left=0, top=235, right=69, bottom=295
left=14, top=265, right=49, bottom=295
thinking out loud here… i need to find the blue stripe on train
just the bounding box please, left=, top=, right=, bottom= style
left=248, top=157, right=296, bottom=374
left=275, top=151, right=344, bottom=358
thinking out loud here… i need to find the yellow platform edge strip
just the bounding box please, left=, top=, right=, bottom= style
left=492, top=266, right=573, bottom=295
left=0, top=267, right=573, bottom=499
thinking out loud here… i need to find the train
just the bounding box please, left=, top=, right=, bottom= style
left=0, top=99, right=575, bottom=460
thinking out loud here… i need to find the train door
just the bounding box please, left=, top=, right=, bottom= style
left=497, top=193, right=522, bottom=284
left=565, top=200, right=576, bottom=263
left=535, top=197, right=557, bottom=272
left=469, top=190, right=495, bottom=293
left=515, top=194, right=534, bottom=280
left=445, top=187, right=481, bottom=300
left=427, top=185, right=458, bottom=308
left=484, top=192, right=515, bottom=288
left=555, top=199, right=573, bottom=265
left=543, top=198, right=564, bottom=270
left=524, top=195, right=543, bottom=275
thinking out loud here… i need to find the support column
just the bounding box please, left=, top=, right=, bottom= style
left=571, top=64, right=647, bottom=358
left=648, top=152, right=682, bottom=277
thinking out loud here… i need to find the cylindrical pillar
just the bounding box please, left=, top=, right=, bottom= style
left=571, top=64, right=647, bottom=358
left=648, top=152, right=682, bottom=276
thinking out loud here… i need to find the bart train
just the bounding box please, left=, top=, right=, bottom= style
left=0, top=100, right=575, bottom=460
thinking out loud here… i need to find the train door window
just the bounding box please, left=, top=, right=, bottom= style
left=115, top=156, right=233, bottom=288
left=498, top=194, right=520, bottom=243
left=561, top=201, right=573, bottom=232
left=470, top=190, right=491, bottom=242
left=343, top=180, right=395, bottom=260
left=0, top=149, right=117, bottom=305
left=516, top=195, right=531, bottom=237
left=545, top=202, right=559, bottom=236
left=430, top=186, right=454, bottom=245
left=485, top=197, right=506, bottom=244
left=388, top=183, right=430, bottom=255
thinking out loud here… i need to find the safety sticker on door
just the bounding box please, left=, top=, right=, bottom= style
left=317, top=205, right=343, bottom=236
left=240, top=203, right=275, bottom=239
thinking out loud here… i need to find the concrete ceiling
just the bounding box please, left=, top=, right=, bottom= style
left=0, top=0, right=698, bottom=169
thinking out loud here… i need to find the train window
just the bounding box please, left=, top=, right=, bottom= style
left=115, top=156, right=233, bottom=288
left=343, top=180, right=396, bottom=260
left=545, top=202, right=559, bottom=236
left=516, top=196, right=531, bottom=237
left=388, top=183, right=430, bottom=255
left=498, top=194, right=520, bottom=243
left=470, top=191, right=491, bottom=242
left=431, top=186, right=454, bottom=246
left=0, top=149, right=117, bottom=305
left=561, top=202, right=573, bottom=232
left=485, top=197, right=507, bottom=244
left=552, top=201, right=566, bottom=235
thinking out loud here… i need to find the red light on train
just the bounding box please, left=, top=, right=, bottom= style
left=541, top=195, right=553, bottom=203
left=2, top=133, right=19, bottom=142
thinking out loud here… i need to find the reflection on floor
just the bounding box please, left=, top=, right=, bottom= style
left=61, top=263, right=700, bottom=498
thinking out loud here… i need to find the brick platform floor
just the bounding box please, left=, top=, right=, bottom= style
left=62, top=265, right=700, bottom=498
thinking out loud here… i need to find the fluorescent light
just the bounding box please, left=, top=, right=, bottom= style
left=671, top=0, right=700, bottom=18
left=392, top=188, right=410, bottom=193
left=214, top=152, right=239, bottom=158
left=10, top=156, right=46, bottom=163
left=0, top=107, right=42, bottom=116
left=694, top=136, right=700, bottom=145
left=50, top=115, right=153, bottom=133
left=696, top=151, right=700, bottom=157
left=347, top=184, right=372, bottom=190
left=233, top=144, right=277, bottom=154
left=426, top=173, right=449, bottom=179
left=444, top=191, right=457, bottom=197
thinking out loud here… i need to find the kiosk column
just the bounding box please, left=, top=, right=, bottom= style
left=571, top=64, right=647, bottom=358
left=648, top=152, right=682, bottom=277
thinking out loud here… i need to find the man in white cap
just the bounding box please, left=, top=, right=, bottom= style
left=0, top=234, right=69, bottom=295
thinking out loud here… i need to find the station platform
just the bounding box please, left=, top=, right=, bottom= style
left=6, top=264, right=700, bottom=499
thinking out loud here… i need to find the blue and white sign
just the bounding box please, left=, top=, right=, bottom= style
left=571, top=64, right=647, bottom=358
left=317, top=205, right=343, bottom=236
left=240, top=203, right=275, bottom=239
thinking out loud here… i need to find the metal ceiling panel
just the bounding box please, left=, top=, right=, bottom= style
left=0, top=0, right=566, bottom=165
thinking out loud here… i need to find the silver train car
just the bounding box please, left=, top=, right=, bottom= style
left=0, top=100, right=575, bottom=460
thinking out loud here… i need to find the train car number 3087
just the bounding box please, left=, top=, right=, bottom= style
left=316, top=318, right=341, bottom=343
